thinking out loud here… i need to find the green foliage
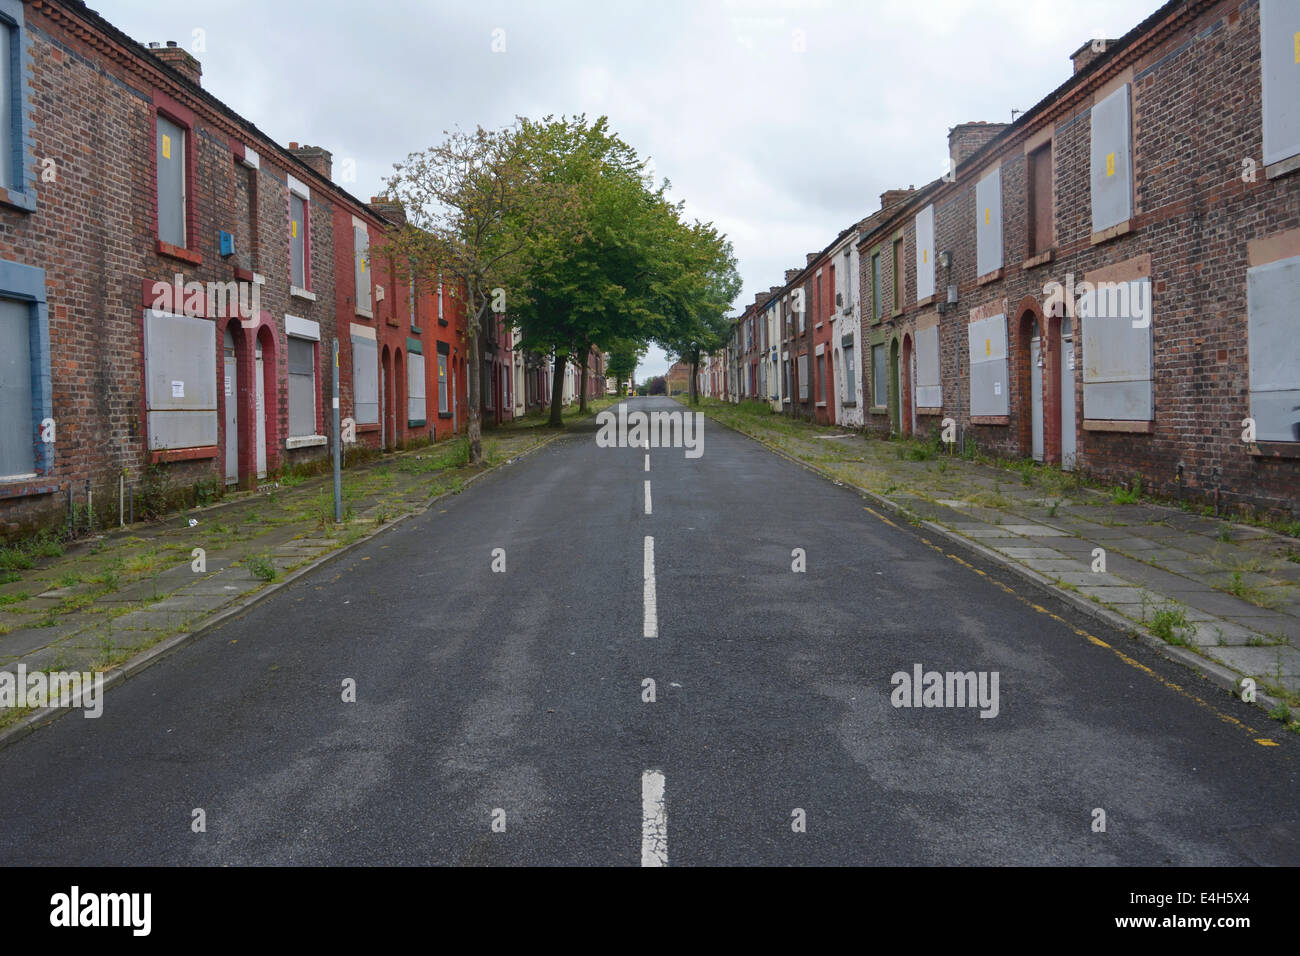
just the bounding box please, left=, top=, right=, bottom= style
left=245, top=554, right=278, bottom=582
left=1149, top=605, right=1192, bottom=645
left=1111, top=476, right=1143, bottom=504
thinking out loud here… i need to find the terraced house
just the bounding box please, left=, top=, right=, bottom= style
left=737, top=0, right=1299, bottom=517
left=0, top=0, right=482, bottom=537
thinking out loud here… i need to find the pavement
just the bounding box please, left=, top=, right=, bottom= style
left=0, top=402, right=613, bottom=739
left=0, top=395, right=1295, bottom=865
left=686, top=398, right=1300, bottom=710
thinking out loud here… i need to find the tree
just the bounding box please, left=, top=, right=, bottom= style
left=605, top=340, right=644, bottom=396
left=507, top=115, right=678, bottom=424
left=384, top=123, right=573, bottom=463
left=653, top=222, right=742, bottom=405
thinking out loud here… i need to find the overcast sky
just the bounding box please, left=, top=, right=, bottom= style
left=98, top=0, right=1157, bottom=380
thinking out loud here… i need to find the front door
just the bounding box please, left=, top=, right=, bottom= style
left=1061, top=317, right=1077, bottom=471
left=1030, top=330, right=1044, bottom=462
left=254, top=341, right=267, bottom=479
left=223, top=328, right=238, bottom=485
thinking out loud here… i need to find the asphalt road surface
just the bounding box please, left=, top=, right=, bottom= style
left=0, top=396, right=1296, bottom=866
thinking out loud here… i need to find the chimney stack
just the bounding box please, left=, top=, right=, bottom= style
left=1071, top=39, right=1119, bottom=74
left=291, top=144, right=333, bottom=181
left=785, top=269, right=802, bottom=284
left=147, top=40, right=202, bottom=87
left=368, top=195, right=406, bottom=226
left=948, top=121, right=1010, bottom=173
left=880, top=187, right=916, bottom=212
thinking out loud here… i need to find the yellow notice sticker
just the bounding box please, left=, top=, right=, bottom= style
left=162, top=134, right=171, bottom=160
left=292, top=220, right=298, bottom=239
left=1294, top=30, right=1299, bottom=63
left=985, top=338, right=991, bottom=356
left=984, top=208, right=990, bottom=225
left=923, top=249, right=928, bottom=264
left=1106, top=152, right=1115, bottom=177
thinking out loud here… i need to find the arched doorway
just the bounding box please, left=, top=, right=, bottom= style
left=254, top=325, right=275, bottom=479
left=888, top=337, right=901, bottom=435
left=223, top=324, right=242, bottom=486
left=901, top=332, right=914, bottom=437
left=380, top=345, right=392, bottom=451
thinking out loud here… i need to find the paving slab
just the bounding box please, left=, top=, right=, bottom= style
left=1002, top=524, right=1070, bottom=537
left=992, top=547, right=1070, bottom=560
left=1076, top=586, right=1155, bottom=605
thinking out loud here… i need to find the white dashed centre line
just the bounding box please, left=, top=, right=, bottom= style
left=644, top=480, right=652, bottom=515
left=641, top=770, right=668, bottom=867
left=644, top=454, right=649, bottom=472
left=643, top=535, right=657, bottom=638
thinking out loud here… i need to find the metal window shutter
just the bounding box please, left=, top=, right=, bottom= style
left=144, top=310, right=217, bottom=450
left=290, top=194, right=306, bottom=288
left=351, top=335, right=378, bottom=424
left=976, top=168, right=1002, bottom=276
left=0, top=24, right=12, bottom=190
left=915, top=324, right=942, bottom=407
left=873, top=345, right=888, bottom=406
left=1261, top=0, right=1300, bottom=166
left=156, top=116, right=186, bottom=247
left=408, top=352, right=426, bottom=422
left=1080, top=277, right=1153, bottom=420
left=354, top=227, right=371, bottom=311
left=967, top=313, right=1008, bottom=416
left=437, top=354, right=449, bottom=412
left=1090, top=84, right=1133, bottom=233
left=287, top=336, right=316, bottom=437
left=0, top=298, right=34, bottom=475
left=914, top=205, right=935, bottom=301
left=1246, top=254, right=1300, bottom=441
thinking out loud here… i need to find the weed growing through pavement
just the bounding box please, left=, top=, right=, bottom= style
left=245, top=554, right=277, bottom=582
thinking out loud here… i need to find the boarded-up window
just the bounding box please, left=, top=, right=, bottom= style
left=842, top=334, right=856, bottom=399
left=892, top=239, right=903, bottom=311
left=354, top=226, right=371, bottom=313
left=408, top=350, right=426, bottom=424
left=967, top=313, right=1008, bottom=417
left=798, top=354, right=809, bottom=400
left=1079, top=277, right=1152, bottom=420
left=0, top=297, right=33, bottom=476
left=156, top=115, right=186, bottom=247
left=437, top=351, right=449, bottom=413
left=1090, top=84, right=1133, bottom=234
left=871, top=253, right=882, bottom=321
left=915, top=205, right=935, bottom=301
left=817, top=354, right=826, bottom=403
left=1027, top=144, right=1052, bottom=255
left=0, top=22, right=12, bottom=191
left=976, top=167, right=1002, bottom=276
left=290, top=192, right=307, bottom=289
left=1246, top=254, right=1300, bottom=441
left=872, top=344, right=888, bottom=407
left=1261, top=0, right=1300, bottom=166
left=915, top=324, right=942, bottom=408
left=287, top=336, right=316, bottom=438
left=351, top=333, right=378, bottom=424
left=144, top=310, right=217, bottom=450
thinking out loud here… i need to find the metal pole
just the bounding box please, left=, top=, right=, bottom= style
left=332, top=337, right=342, bottom=523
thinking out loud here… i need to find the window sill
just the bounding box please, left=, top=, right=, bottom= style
left=355, top=307, right=374, bottom=320
left=976, top=267, right=1003, bottom=286
left=149, top=445, right=217, bottom=464
left=286, top=435, right=327, bottom=449
left=970, top=415, right=1010, bottom=426
left=1083, top=419, right=1154, bottom=434
left=917, top=406, right=943, bottom=416
left=156, top=240, right=202, bottom=265
left=438, top=412, right=452, bottom=419
left=290, top=286, right=317, bottom=302
left=408, top=419, right=427, bottom=429
left=815, top=401, right=827, bottom=407
left=411, top=327, right=422, bottom=335
left=842, top=401, right=857, bottom=408
left=386, top=317, right=400, bottom=327
left=356, top=422, right=380, bottom=433
left=1265, top=155, right=1300, bottom=180
left=438, top=319, right=449, bottom=327
left=0, top=187, right=36, bottom=213
left=1247, top=441, right=1300, bottom=459
left=1090, top=219, right=1133, bottom=246
left=0, top=478, right=59, bottom=500
left=916, top=295, right=934, bottom=308
left=870, top=405, right=888, bottom=415
left=1022, top=249, right=1054, bottom=270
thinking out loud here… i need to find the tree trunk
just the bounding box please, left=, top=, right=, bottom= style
left=548, top=350, right=566, bottom=427
left=689, top=352, right=699, bottom=405
left=466, top=290, right=483, bottom=464
left=579, top=346, right=589, bottom=415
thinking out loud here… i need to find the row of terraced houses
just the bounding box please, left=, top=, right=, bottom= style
left=707, top=0, right=1298, bottom=517
left=0, top=0, right=607, bottom=536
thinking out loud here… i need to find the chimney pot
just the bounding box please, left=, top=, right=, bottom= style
left=147, top=42, right=202, bottom=86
